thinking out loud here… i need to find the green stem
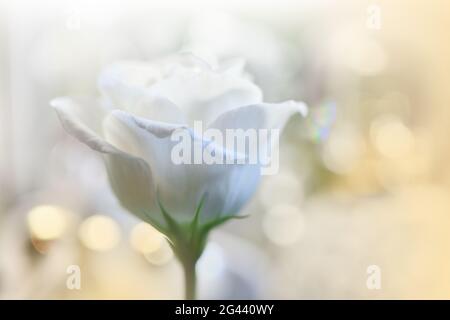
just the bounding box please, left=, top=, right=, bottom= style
left=183, top=258, right=197, bottom=300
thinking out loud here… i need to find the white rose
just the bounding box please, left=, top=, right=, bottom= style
left=51, top=53, right=307, bottom=298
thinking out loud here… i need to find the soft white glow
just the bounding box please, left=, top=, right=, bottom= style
left=322, top=127, right=365, bottom=174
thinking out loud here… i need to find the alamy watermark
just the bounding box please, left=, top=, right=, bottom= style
left=366, top=265, right=381, bottom=290
left=170, top=121, right=280, bottom=176
left=66, top=265, right=81, bottom=290
left=366, top=4, right=382, bottom=30
left=66, top=8, right=81, bottom=30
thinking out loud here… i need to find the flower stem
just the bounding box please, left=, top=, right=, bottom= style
left=183, top=258, right=197, bottom=300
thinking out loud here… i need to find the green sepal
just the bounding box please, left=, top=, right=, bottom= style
left=155, top=194, right=249, bottom=267
left=147, top=195, right=250, bottom=300
left=203, top=213, right=249, bottom=233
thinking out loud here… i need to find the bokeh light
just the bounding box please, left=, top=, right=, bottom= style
left=262, top=204, right=305, bottom=246
left=371, top=115, right=415, bottom=159
left=130, top=222, right=164, bottom=254
left=322, top=127, right=365, bottom=174
left=27, top=205, right=70, bottom=241
left=143, top=240, right=174, bottom=266
left=78, top=215, right=121, bottom=251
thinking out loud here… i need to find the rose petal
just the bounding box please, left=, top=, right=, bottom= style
left=99, top=63, right=187, bottom=124
left=103, top=153, right=162, bottom=229
left=99, top=53, right=263, bottom=125
left=51, top=97, right=107, bottom=135
left=208, top=100, right=308, bottom=172
left=208, top=100, right=308, bottom=132
left=149, top=69, right=263, bottom=125
left=51, top=97, right=113, bottom=153
left=51, top=98, right=162, bottom=228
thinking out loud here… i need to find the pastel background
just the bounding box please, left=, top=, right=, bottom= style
left=0, top=0, right=449, bottom=299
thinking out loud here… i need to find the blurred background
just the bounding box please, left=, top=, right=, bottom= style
left=0, top=0, right=450, bottom=299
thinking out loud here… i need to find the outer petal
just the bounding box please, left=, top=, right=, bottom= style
left=51, top=97, right=112, bottom=152
left=50, top=98, right=162, bottom=228
left=102, top=110, right=188, bottom=172
left=208, top=100, right=308, bottom=173
left=103, top=153, right=162, bottom=230
left=208, top=100, right=308, bottom=132
left=206, top=161, right=260, bottom=219
left=202, top=102, right=308, bottom=213
left=51, top=97, right=107, bottom=139
left=103, top=110, right=260, bottom=223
